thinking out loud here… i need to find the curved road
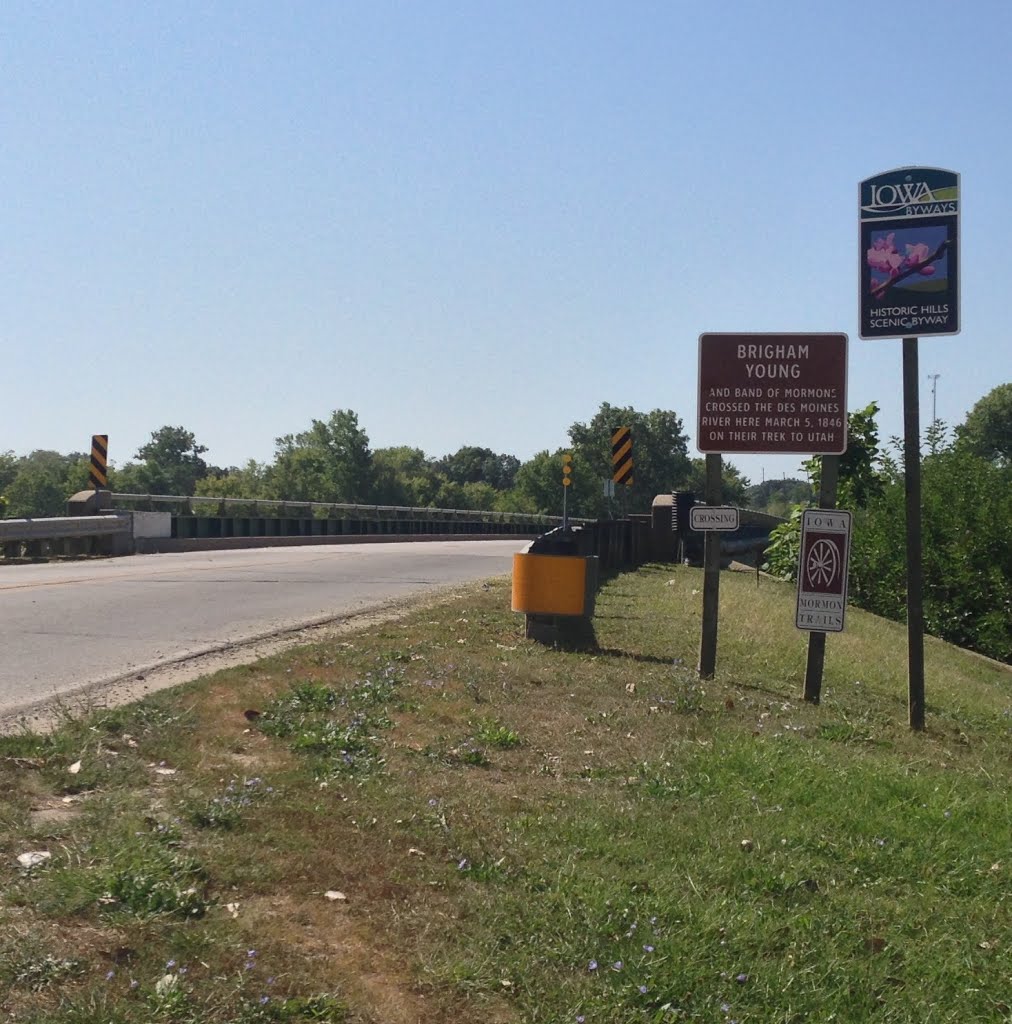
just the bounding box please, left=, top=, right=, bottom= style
left=0, top=540, right=525, bottom=725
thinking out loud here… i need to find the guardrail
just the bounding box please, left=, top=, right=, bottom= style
left=0, top=515, right=131, bottom=559
left=0, top=516, right=129, bottom=542
left=109, top=493, right=588, bottom=527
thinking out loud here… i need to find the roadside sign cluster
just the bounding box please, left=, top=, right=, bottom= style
left=685, top=165, right=959, bottom=730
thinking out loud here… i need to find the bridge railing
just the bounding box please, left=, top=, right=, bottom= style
left=109, top=493, right=591, bottom=527
left=0, top=495, right=593, bottom=559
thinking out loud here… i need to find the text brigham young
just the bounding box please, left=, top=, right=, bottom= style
left=737, top=343, right=810, bottom=360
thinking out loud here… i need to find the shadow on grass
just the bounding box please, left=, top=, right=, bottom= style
left=592, top=647, right=682, bottom=667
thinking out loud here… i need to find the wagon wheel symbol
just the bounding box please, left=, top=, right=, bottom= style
left=806, top=539, right=840, bottom=588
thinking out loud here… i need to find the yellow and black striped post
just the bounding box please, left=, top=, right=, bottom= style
left=611, top=427, right=633, bottom=487
left=90, top=435, right=109, bottom=490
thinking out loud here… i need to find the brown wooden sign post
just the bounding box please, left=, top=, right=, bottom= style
left=797, top=457, right=845, bottom=703
left=697, top=454, right=722, bottom=679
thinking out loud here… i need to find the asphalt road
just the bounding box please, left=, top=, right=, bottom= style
left=0, top=540, right=526, bottom=723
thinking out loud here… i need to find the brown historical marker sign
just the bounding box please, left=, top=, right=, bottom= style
left=697, top=333, right=848, bottom=454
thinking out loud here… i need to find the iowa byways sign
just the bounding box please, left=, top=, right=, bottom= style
left=859, top=167, right=959, bottom=339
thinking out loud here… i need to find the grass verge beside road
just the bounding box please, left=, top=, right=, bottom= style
left=1, top=565, right=1010, bottom=1023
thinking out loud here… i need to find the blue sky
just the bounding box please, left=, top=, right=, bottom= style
left=3, top=1, right=1009, bottom=488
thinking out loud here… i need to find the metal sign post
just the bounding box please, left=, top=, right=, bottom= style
left=903, top=340, right=926, bottom=729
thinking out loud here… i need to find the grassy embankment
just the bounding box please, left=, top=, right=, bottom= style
left=1, top=564, right=1010, bottom=1023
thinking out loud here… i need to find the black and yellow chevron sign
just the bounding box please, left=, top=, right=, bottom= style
left=90, top=435, right=109, bottom=490
left=611, top=426, right=633, bottom=486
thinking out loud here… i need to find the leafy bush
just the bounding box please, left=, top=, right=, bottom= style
left=762, top=505, right=804, bottom=581
left=852, top=438, right=1012, bottom=662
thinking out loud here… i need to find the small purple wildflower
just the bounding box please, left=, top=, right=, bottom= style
left=105, top=970, right=115, bottom=981
left=259, top=995, right=270, bottom=1005
left=612, top=960, right=623, bottom=971
left=577, top=1017, right=585, bottom=1023
left=639, top=985, right=648, bottom=994
left=130, top=979, right=138, bottom=989
left=643, top=944, right=654, bottom=952
left=458, top=858, right=469, bottom=870
left=721, top=1003, right=731, bottom=1014
left=165, top=959, right=176, bottom=969
left=588, top=959, right=598, bottom=972
left=736, top=973, right=749, bottom=984
left=428, top=798, right=438, bottom=806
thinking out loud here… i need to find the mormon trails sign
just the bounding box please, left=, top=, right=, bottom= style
left=796, top=509, right=853, bottom=633
left=859, top=167, right=960, bottom=339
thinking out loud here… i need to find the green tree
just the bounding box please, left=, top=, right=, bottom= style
left=745, top=477, right=813, bottom=516
left=435, top=447, right=520, bottom=491
left=128, top=426, right=210, bottom=496
left=956, top=382, right=1012, bottom=463
left=270, top=410, right=373, bottom=503
left=193, top=460, right=271, bottom=500
left=850, top=430, right=1012, bottom=662
left=568, top=404, right=693, bottom=517
left=4, top=450, right=90, bottom=518
left=372, top=447, right=440, bottom=507
left=433, top=478, right=499, bottom=511
left=504, top=449, right=594, bottom=518
left=0, top=451, right=17, bottom=516
left=805, top=402, right=882, bottom=510
left=683, top=458, right=750, bottom=505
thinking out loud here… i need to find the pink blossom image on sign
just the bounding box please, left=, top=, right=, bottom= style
left=867, top=233, right=904, bottom=274
left=867, top=225, right=949, bottom=300
left=903, top=241, right=935, bottom=273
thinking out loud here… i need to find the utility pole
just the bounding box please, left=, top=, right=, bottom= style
left=927, top=373, right=941, bottom=426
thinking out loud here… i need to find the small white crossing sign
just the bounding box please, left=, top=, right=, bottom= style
left=689, top=506, right=740, bottom=532
left=796, top=509, right=853, bottom=633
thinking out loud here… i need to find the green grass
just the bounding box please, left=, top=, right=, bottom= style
left=1, top=566, right=1010, bottom=1023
